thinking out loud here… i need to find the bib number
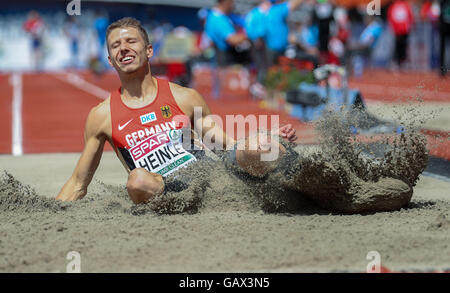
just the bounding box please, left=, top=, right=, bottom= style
left=129, top=129, right=196, bottom=177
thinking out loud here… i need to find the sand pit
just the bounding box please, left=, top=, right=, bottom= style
left=1, top=148, right=449, bottom=273
left=0, top=103, right=448, bottom=273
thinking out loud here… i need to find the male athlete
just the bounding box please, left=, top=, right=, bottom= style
left=57, top=17, right=422, bottom=214
left=56, top=17, right=297, bottom=204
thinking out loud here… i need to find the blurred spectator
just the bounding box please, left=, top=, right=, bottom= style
left=387, top=0, right=414, bottom=70
left=346, top=15, right=384, bottom=77
left=333, top=6, right=350, bottom=45
left=205, top=0, right=250, bottom=66
left=229, top=12, right=246, bottom=29
left=245, top=1, right=270, bottom=42
left=326, top=6, right=350, bottom=65
left=421, top=0, right=440, bottom=70
left=63, top=16, right=80, bottom=69
left=287, top=17, right=320, bottom=66
left=194, top=8, right=214, bottom=59
left=265, top=0, right=304, bottom=66
left=86, top=11, right=109, bottom=76
left=183, top=9, right=215, bottom=87
left=158, top=26, right=195, bottom=62
left=93, top=10, right=109, bottom=64
left=313, top=0, right=334, bottom=61
left=353, top=15, right=383, bottom=51
left=151, top=20, right=173, bottom=61
left=440, top=0, right=450, bottom=76
left=23, top=10, right=45, bottom=71
left=245, top=0, right=271, bottom=83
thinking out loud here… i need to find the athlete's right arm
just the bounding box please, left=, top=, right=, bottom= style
left=56, top=104, right=108, bottom=201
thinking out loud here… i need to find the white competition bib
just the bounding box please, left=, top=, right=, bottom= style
left=128, top=129, right=196, bottom=177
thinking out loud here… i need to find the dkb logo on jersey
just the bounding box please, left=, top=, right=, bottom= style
left=140, top=112, right=157, bottom=125
left=160, top=105, right=172, bottom=118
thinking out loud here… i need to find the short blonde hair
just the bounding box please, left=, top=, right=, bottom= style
left=106, top=17, right=150, bottom=47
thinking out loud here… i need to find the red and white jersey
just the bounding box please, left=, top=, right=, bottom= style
left=110, top=78, right=196, bottom=177
left=23, top=17, right=44, bottom=38
left=388, top=1, right=414, bottom=35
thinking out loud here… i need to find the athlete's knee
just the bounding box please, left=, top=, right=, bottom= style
left=126, top=168, right=164, bottom=204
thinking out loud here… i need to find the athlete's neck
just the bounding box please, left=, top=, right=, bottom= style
left=119, top=64, right=157, bottom=104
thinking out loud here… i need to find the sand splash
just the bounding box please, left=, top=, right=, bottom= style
left=315, top=106, right=429, bottom=187
left=0, top=171, right=67, bottom=213
left=0, top=104, right=432, bottom=215
left=276, top=105, right=430, bottom=213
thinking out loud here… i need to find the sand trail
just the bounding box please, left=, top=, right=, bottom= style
left=0, top=107, right=449, bottom=272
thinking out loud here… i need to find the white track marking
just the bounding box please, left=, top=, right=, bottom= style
left=53, top=72, right=110, bottom=100
left=11, top=73, right=23, bottom=156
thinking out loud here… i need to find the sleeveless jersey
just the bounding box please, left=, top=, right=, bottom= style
left=110, top=78, right=197, bottom=177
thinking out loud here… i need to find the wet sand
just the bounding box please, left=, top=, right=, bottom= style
left=1, top=150, right=449, bottom=273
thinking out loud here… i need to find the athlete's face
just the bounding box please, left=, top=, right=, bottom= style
left=107, top=27, right=153, bottom=74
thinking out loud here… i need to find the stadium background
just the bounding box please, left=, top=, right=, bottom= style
left=0, top=0, right=448, bottom=169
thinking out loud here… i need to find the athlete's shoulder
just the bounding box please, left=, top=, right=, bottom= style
left=85, top=96, right=111, bottom=136
left=168, top=81, right=206, bottom=108
left=90, top=96, right=111, bottom=119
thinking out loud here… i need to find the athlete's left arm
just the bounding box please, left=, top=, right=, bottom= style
left=187, top=90, right=298, bottom=144
left=183, top=87, right=236, bottom=150
left=184, top=89, right=299, bottom=178
left=174, top=85, right=297, bottom=149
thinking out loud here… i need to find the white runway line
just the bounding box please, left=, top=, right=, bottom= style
left=11, top=72, right=23, bottom=156
left=53, top=72, right=110, bottom=100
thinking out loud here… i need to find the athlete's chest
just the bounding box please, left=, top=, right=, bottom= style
left=111, top=99, right=197, bottom=177
left=115, top=102, right=190, bottom=145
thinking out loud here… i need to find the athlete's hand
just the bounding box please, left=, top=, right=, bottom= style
left=275, top=124, right=297, bottom=142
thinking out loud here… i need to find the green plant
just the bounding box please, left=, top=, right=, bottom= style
left=264, top=60, right=315, bottom=92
